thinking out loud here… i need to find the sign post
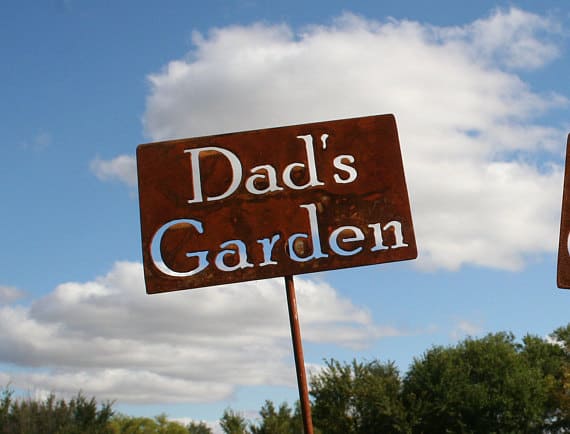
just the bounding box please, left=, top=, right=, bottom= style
left=557, top=134, right=570, bottom=288
left=285, top=275, right=313, bottom=434
left=137, top=114, right=417, bottom=432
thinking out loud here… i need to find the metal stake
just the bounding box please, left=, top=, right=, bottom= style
left=284, top=275, right=314, bottom=434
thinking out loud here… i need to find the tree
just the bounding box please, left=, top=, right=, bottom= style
left=109, top=413, right=188, bottom=433
left=402, top=332, right=550, bottom=433
left=219, top=408, right=248, bottom=434
left=352, top=360, right=407, bottom=433
left=109, top=414, right=160, bottom=433
left=310, top=359, right=407, bottom=434
left=536, top=325, right=570, bottom=431
left=0, top=388, right=114, bottom=434
left=187, top=420, right=213, bottom=433
left=249, top=400, right=301, bottom=434
left=155, top=413, right=189, bottom=434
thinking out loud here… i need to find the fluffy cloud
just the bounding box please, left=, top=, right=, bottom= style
left=90, top=155, right=137, bottom=187
left=0, top=261, right=397, bottom=403
left=92, top=9, right=567, bottom=271
left=0, top=285, right=24, bottom=303
left=438, top=7, right=561, bottom=70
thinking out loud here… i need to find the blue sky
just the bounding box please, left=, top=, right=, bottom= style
left=2, top=0, right=570, bottom=430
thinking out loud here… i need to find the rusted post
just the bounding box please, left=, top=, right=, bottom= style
left=284, top=275, right=314, bottom=434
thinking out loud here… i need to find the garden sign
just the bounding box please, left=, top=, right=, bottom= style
left=137, top=114, right=417, bottom=294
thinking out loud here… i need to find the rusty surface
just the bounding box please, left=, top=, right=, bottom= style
left=285, top=275, right=314, bottom=434
left=137, top=114, right=417, bottom=294
left=557, top=134, right=570, bottom=288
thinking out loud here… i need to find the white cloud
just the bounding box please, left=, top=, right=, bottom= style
left=451, top=320, right=484, bottom=340
left=0, top=285, right=24, bottom=303
left=90, top=155, right=137, bottom=187
left=132, top=7, right=567, bottom=271
left=0, top=261, right=402, bottom=404
left=438, top=7, right=561, bottom=70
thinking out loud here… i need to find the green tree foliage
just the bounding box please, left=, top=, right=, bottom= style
left=187, top=420, right=213, bottom=433
left=249, top=400, right=303, bottom=434
left=540, top=324, right=570, bottom=430
left=0, top=389, right=114, bottom=434
left=219, top=408, right=248, bottom=434
left=310, top=359, right=407, bottom=434
left=308, top=329, right=570, bottom=433
left=402, top=332, right=556, bottom=433
left=109, top=413, right=188, bottom=433
left=520, top=332, right=569, bottom=431
left=109, top=414, right=159, bottom=433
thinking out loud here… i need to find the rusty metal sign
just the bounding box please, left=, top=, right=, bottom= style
left=137, top=114, right=417, bottom=294
left=557, top=134, right=570, bottom=288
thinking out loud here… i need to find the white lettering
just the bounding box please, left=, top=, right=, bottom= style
left=149, top=206, right=411, bottom=278
left=150, top=219, right=209, bottom=277
left=214, top=240, right=254, bottom=271
left=329, top=226, right=364, bottom=256
left=368, top=223, right=389, bottom=251
left=182, top=132, right=362, bottom=203
left=257, top=234, right=281, bottom=266
left=185, top=146, right=242, bottom=203
left=383, top=221, right=409, bottom=248
left=282, top=135, right=325, bottom=190
left=320, top=133, right=329, bottom=149
left=288, top=203, right=328, bottom=262
left=245, top=165, right=284, bottom=195
left=333, top=155, right=358, bottom=184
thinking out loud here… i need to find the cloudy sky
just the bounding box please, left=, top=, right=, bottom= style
left=2, top=0, right=570, bottom=429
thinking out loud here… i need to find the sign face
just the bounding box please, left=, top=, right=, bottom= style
left=557, top=134, right=570, bottom=288
left=137, top=114, right=417, bottom=294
